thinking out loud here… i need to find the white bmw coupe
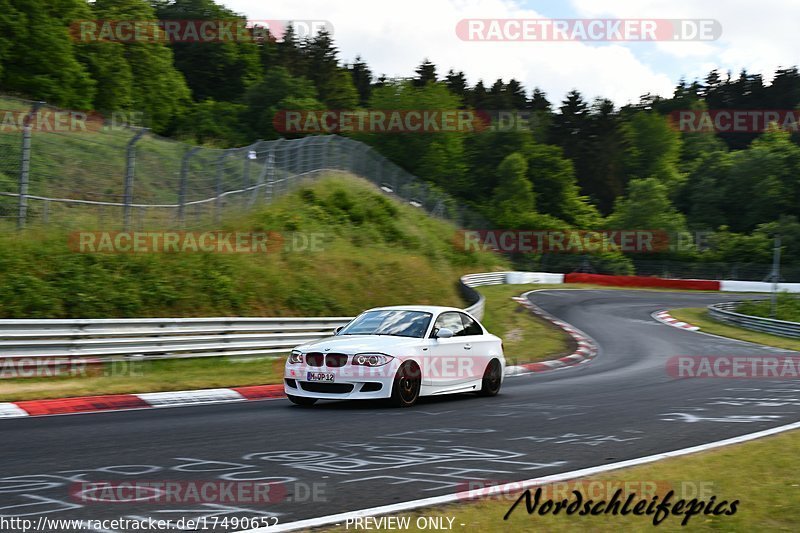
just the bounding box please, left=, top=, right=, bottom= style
left=284, top=306, right=505, bottom=407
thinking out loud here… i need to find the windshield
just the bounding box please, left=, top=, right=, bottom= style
left=338, top=310, right=432, bottom=338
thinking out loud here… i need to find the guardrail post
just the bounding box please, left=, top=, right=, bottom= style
left=214, top=150, right=228, bottom=223
left=393, top=167, right=401, bottom=197
left=17, top=101, right=43, bottom=230
left=178, top=147, right=200, bottom=226
left=299, top=136, right=307, bottom=174
left=769, top=234, right=782, bottom=318
left=244, top=142, right=259, bottom=190
left=123, top=128, right=147, bottom=230
left=349, top=138, right=357, bottom=171
left=265, top=143, right=277, bottom=203
left=322, top=135, right=332, bottom=169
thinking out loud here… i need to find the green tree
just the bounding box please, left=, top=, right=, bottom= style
left=305, top=29, right=357, bottom=108
left=413, top=59, right=437, bottom=87
left=606, top=177, right=687, bottom=234
left=1, top=0, right=95, bottom=108
left=177, top=98, right=249, bottom=146
left=491, top=153, right=533, bottom=226
left=76, top=41, right=134, bottom=114
left=89, top=0, right=192, bottom=132
left=444, top=69, right=468, bottom=103
left=243, top=66, right=319, bottom=138
left=0, top=0, right=22, bottom=81
left=725, top=126, right=800, bottom=231
left=355, top=81, right=467, bottom=191
left=348, top=56, right=372, bottom=106
left=621, top=112, right=684, bottom=193
left=153, top=0, right=262, bottom=102
left=680, top=150, right=732, bottom=230
left=276, top=23, right=307, bottom=77
left=465, top=128, right=535, bottom=200
left=319, top=68, right=359, bottom=109
left=525, top=143, right=600, bottom=228
left=702, top=227, right=772, bottom=264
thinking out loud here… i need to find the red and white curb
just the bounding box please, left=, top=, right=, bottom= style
left=1, top=358, right=556, bottom=418
left=653, top=310, right=700, bottom=331
left=0, top=384, right=285, bottom=419
left=1, top=294, right=598, bottom=418
left=506, top=294, right=598, bottom=375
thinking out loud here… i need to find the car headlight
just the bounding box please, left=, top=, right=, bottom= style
left=288, top=350, right=303, bottom=364
left=352, top=353, right=394, bottom=367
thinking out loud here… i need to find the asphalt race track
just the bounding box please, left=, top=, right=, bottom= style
left=3, top=290, right=799, bottom=532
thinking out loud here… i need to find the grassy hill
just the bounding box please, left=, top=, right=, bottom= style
left=0, top=175, right=506, bottom=318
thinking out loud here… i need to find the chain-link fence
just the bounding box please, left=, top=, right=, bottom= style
left=0, top=95, right=483, bottom=231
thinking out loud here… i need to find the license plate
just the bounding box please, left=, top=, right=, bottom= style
left=307, top=372, right=335, bottom=382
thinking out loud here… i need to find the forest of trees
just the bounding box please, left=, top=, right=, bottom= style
left=3, top=0, right=800, bottom=274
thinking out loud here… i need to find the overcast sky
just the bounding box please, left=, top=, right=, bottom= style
left=222, top=0, right=800, bottom=107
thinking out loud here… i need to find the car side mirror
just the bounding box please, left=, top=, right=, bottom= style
left=436, top=327, right=454, bottom=339
left=334, top=326, right=343, bottom=335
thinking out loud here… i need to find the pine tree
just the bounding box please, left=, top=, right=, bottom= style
left=413, top=59, right=437, bottom=87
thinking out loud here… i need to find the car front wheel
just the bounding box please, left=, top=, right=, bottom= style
left=390, top=362, right=421, bottom=407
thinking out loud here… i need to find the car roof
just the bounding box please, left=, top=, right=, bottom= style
left=364, top=305, right=469, bottom=314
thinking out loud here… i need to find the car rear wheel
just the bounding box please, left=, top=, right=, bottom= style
left=287, top=394, right=317, bottom=407
left=478, top=359, right=502, bottom=397
left=390, top=362, right=421, bottom=407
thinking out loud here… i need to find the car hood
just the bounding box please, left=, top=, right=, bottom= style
left=295, top=335, right=424, bottom=354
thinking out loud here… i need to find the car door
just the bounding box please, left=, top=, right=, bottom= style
left=456, top=312, right=492, bottom=379
left=425, top=311, right=471, bottom=389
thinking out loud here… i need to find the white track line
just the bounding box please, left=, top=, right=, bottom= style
left=237, top=290, right=794, bottom=532
left=237, top=419, right=800, bottom=532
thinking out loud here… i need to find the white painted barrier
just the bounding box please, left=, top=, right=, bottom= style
left=506, top=271, right=565, bottom=285
left=720, top=280, right=800, bottom=293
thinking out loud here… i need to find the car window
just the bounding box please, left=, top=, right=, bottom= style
left=432, top=312, right=465, bottom=337
left=458, top=313, right=483, bottom=336
left=339, top=310, right=432, bottom=338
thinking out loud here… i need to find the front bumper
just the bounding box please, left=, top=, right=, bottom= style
left=284, top=360, right=400, bottom=400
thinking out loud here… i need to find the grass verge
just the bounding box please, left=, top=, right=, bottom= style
left=475, top=284, right=573, bottom=366
left=315, top=428, right=800, bottom=532
left=669, top=308, right=800, bottom=352
left=737, top=292, right=800, bottom=322
left=0, top=175, right=505, bottom=318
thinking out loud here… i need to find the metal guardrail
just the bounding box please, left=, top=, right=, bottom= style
left=0, top=272, right=516, bottom=363
left=0, top=317, right=352, bottom=362
left=708, top=301, right=800, bottom=338
left=460, top=271, right=516, bottom=320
